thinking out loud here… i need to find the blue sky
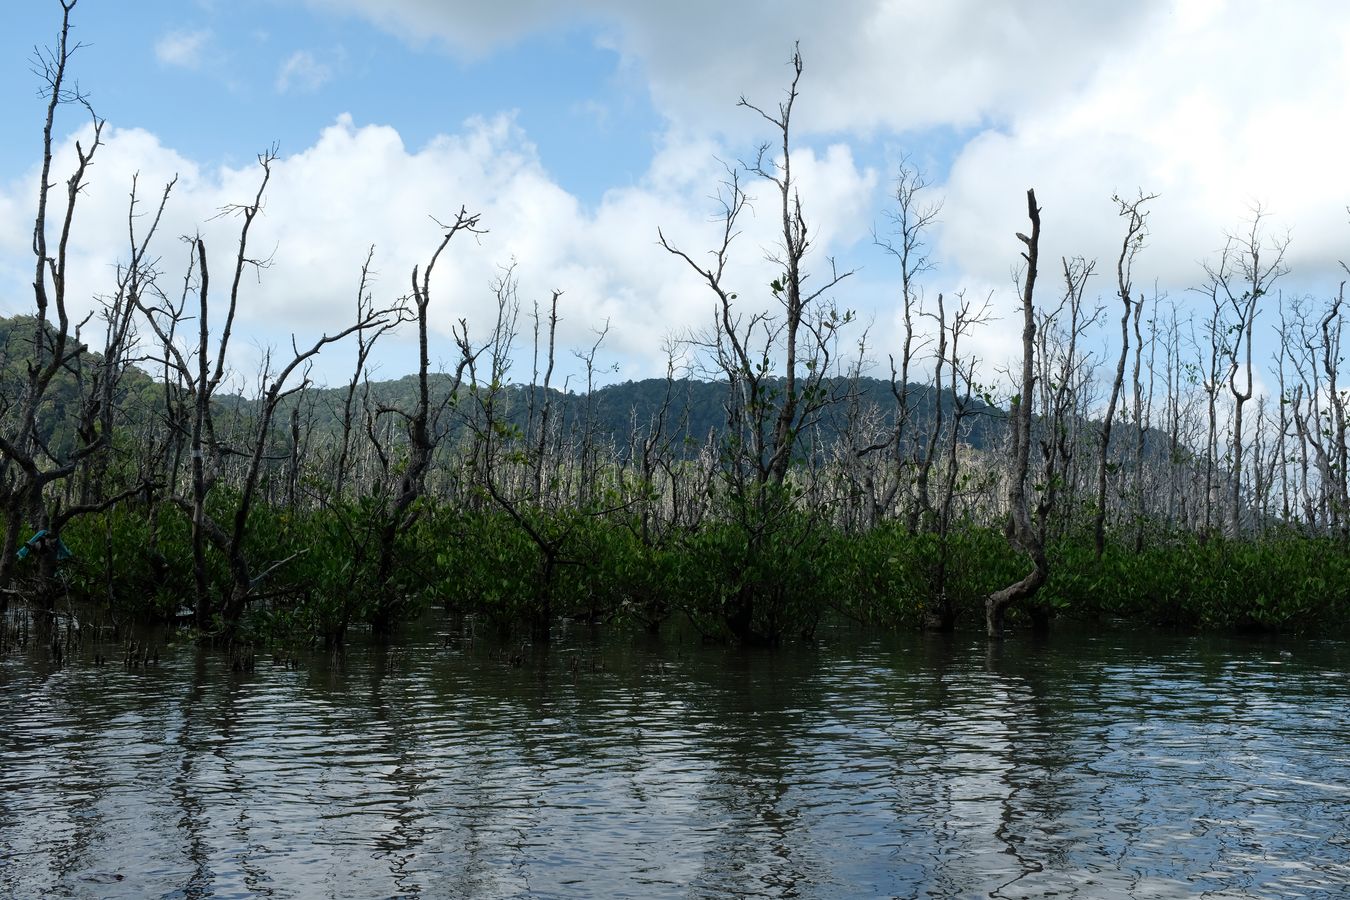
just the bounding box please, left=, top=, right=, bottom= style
left=2, top=1, right=662, bottom=203
left=3, top=0, right=1349, bottom=395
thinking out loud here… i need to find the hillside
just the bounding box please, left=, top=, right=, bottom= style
left=284, top=373, right=1008, bottom=459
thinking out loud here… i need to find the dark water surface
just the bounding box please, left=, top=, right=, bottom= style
left=1, top=617, right=1348, bottom=899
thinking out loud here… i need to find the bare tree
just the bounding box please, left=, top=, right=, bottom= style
left=986, top=189, right=1048, bottom=638
left=370, top=207, right=484, bottom=631
left=926, top=290, right=992, bottom=631
left=0, top=1, right=156, bottom=609
left=1315, top=283, right=1348, bottom=529
left=1094, top=192, right=1154, bottom=558
left=331, top=246, right=404, bottom=501
left=874, top=159, right=941, bottom=527
left=659, top=45, right=852, bottom=644
left=1038, top=256, right=1100, bottom=552
left=1203, top=210, right=1289, bottom=535
left=661, top=46, right=852, bottom=495
left=456, top=268, right=617, bottom=642
left=136, top=151, right=397, bottom=637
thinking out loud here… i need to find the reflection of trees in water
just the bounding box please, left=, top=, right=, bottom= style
left=319, top=639, right=558, bottom=897
left=887, top=632, right=975, bottom=898
left=4, top=622, right=1347, bottom=897
left=964, top=632, right=1350, bottom=897
left=399, top=633, right=834, bottom=896
left=805, top=631, right=1096, bottom=896
left=449, top=643, right=669, bottom=897
left=675, top=646, right=825, bottom=898
left=170, top=648, right=215, bottom=898
left=980, top=637, right=1079, bottom=898
left=1077, top=638, right=1350, bottom=896
left=2, top=619, right=218, bottom=895
left=973, top=635, right=1223, bottom=896
left=444, top=650, right=553, bottom=897
left=2, top=616, right=110, bottom=893
left=188, top=649, right=279, bottom=896
left=363, top=645, right=432, bottom=896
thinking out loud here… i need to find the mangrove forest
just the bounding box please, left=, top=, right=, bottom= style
left=4, top=8, right=1350, bottom=659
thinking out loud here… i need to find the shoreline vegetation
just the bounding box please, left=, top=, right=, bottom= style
left=4, top=8, right=1350, bottom=653
left=23, top=505, right=1350, bottom=647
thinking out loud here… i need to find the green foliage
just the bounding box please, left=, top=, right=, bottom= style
left=1047, top=529, right=1350, bottom=632
left=0, top=315, right=160, bottom=461
left=673, top=516, right=814, bottom=644
left=60, top=503, right=196, bottom=620
left=48, top=489, right=1350, bottom=645
left=420, top=505, right=539, bottom=628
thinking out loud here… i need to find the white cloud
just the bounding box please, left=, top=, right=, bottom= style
left=299, top=1, right=1350, bottom=289
left=276, top=50, right=333, bottom=94
left=0, top=112, right=878, bottom=387
left=154, top=29, right=212, bottom=69
left=13, top=0, right=1350, bottom=398
left=937, top=0, right=1350, bottom=325
left=303, top=0, right=1167, bottom=137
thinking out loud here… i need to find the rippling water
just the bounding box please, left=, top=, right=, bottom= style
left=1, top=617, right=1348, bottom=899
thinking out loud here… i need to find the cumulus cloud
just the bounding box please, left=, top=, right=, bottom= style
left=299, top=1, right=1350, bottom=282
left=303, top=0, right=1163, bottom=137
left=0, top=113, right=878, bottom=386
left=12, top=0, right=1350, bottom=394
left=279, top=0, right=1350, bottom=388
left=938, top=0, right=1350, bottom=299
left=154, top=29, right=212, bottom=69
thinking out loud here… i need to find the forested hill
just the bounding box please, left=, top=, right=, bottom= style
left=1, top=309, right=1160, bottom=466
left=0, top=314, right=1002, bottom=457
left=290, top=374, right=1008, bottom=457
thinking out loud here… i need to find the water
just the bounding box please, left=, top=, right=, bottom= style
left=1, top=617, right=1348, bottom=899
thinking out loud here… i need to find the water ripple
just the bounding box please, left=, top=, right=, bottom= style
left=1, top=625, right=1347, bottom=898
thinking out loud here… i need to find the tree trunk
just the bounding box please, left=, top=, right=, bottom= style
left=986, top=189, right=1049, bottom=638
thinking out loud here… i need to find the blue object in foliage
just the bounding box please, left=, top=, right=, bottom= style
left=16, top=530, right=73, bottom=561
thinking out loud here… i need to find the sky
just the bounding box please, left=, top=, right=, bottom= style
left=3, top=0, right=1349, bottom=393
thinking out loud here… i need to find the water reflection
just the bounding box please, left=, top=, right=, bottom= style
left=1, top=619, right=1348, bottom=898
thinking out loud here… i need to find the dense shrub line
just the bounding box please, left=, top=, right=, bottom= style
left=40, top=501, right=1349, bottom=645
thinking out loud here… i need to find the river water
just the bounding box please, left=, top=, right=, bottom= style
left=1, top=616, right=1347, bottom=899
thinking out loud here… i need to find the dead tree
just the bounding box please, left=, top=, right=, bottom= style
left=524, top=284, right=564, bottom=502
left=1095, top=192, right=1154, bottom=558
left=1286, top=289, right=1349, bottom=533
left=661, top=46, right=852, bottom=497
left=1316, top=283, right=1348, bottom=529
left=913, top=293, right=948, bottom=533
left=1038, top=256, right=1100, bottom=549
left=659, top=46, right=852, bottom=645
left=0, top=1, right=156, bottom=609
left=1128, top=287, right=1152, bottom=550
left=31, top=175, right=178, bottom=600
left=927, top=290, right=992, bottom=631
left=1203, top=211, right=1289, bottom=535
left=455, top=268, right=604, bottom=643
left=331, top=246, right=404, bottom=502
left=874, top=159, right=941, bottom=527
left=137, top=151, right=397, bottom=637
left=370, top=207, right=483, bottom=632
left=986, top=189, right=1049, bottom=638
